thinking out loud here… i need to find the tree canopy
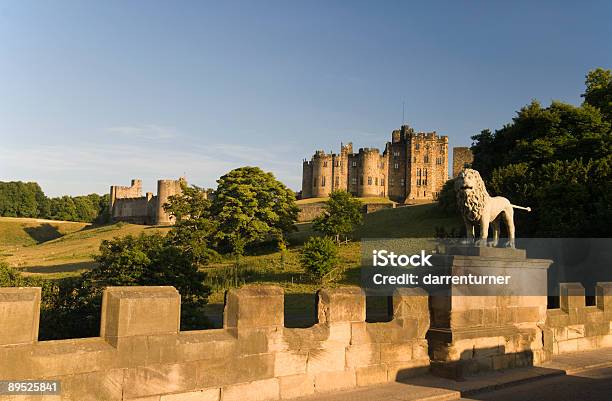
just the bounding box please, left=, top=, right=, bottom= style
left=467, top=68, right=612, bottom=236
left=211, top=167, right=299, bottom=254
left=313, top=190, right=363, bottom=242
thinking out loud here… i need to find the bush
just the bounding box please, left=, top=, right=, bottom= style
left=313, top=190, right=363, bottom=243
left=300, top=236, right=339, bottom=281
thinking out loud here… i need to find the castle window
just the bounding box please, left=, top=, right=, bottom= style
left=321, top=176, right=326, bottom=187
left=439, top=145, right=444, bottom=154
left=424, top=155, right=429, bottom=163
left=380, top=178, right=385, bottom=186
left=335, top=176, right=339, bottom=187
left=417, top=169, right=421, bottom=177
left=359, top=176, right=363, bottom=185
left=417, top=179, right=421, bottom=186
left=393, top=151, right=400, bottom=157
left=352, top=161, right=357, bottom=167
left=351, top=177, right=357, bottom=185
left=424, top=191, right=427, bottom=197
left=389, top=179, right=394, bottom=187
left=368, top=177, right=372, bottom=185
left=323, top=161, right=327, bottom=167
left=394, top=163, right=399, bottom=169
left=413, top=157, right=417, bottom=163
left=415, top=143, right=420, bottom=150
left=375, top=177, right=378, bottom=186
left=424, top=169, right=428, bottom=177
left=400, top=179, right=405, bottom=186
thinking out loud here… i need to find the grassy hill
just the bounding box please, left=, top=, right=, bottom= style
left=1, top=220, right=169, bottom=277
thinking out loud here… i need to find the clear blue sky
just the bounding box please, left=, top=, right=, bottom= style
left=1, top=1, right=610, bottom=196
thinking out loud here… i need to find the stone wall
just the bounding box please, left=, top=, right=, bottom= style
left=452, top=147, right=473, bottom=178
left=543, top=282, right=612, bottom=355
left=296, top=202, right=395, bottom=223
left=0, top=285, right=429, bottom=401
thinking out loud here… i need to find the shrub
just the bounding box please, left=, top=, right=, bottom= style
left=300, top=236, right=339, bottom=281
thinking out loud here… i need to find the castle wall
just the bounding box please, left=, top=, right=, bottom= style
left=543, top=283, right=612, bottom=355
left=111, top=196, right=156, bottom=225
left=109, top=178, right=184, bottom=226
left=406, top=133, right=448, bottom=201
left=452, top=147, right=474, bottom=178
left=0, top=285, right=430, bottom=401
left=2, top=281, right=611, bottom=399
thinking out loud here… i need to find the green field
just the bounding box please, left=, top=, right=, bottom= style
left=0, top=203, right=461, bottom=326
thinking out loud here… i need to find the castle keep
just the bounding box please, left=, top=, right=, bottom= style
left=109, top=177, right=184, bottom=225
left=302, top=125, right=450, bottom=202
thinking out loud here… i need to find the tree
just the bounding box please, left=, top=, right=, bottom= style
left=211, top=167, right=299, bottom=255
left=164, top=183, right=219, bottom=266
left=89, top=233, right=211, bottom=330
left=313, top=190, right=363, bottom=243
left=583, top=68, right=612, bottom=122
left=469, top=70, right=612, bottom=236
left=300, top=236, right=339, bottom=282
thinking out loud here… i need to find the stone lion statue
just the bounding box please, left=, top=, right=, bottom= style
left=454, top=168, right=531, bottom=248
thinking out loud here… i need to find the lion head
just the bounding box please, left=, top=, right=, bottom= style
left=454, top=168, right=489, bottom=223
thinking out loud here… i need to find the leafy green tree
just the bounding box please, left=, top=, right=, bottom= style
left=211, top=167, right=299, bottom=254
left=313, top=190, right=363, bottom=243
left=583, top=68, right=612, bottom=122
left=164, top=183, right=220, bottom=266
left=300, top=236, right=339, bottom=282
left=469, top=71, right=612, bottom=237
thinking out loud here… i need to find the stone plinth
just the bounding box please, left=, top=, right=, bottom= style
left=428, top=246, right=552, bottom=380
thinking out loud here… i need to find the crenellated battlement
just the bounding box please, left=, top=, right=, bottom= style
left=0, top=285, right=430, bottom=400
left=544, top=282, right=612, bottom=355
left=2, top=283, right=610, bottom=399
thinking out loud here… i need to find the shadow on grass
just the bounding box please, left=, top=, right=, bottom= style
left=23, top=223, right=63, bottom=244
left=22, top=261, right=96, bottom=274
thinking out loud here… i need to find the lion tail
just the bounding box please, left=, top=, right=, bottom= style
left=511, top=204, right=531, bottom=212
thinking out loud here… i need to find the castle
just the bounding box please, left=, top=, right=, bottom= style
left=302, top=125, right=470, bottom=203
left=109, top=177, right=185, bottom=225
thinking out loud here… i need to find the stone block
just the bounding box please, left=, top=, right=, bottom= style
left=386, top=359, right=429, bottom=380
left=58, top=369, right=125, bottom=401
left=100, top=286, right=180, bottom=345
left=273, top=351, right=307, bottom=377
left=0, top=287, right=41, bottom=346
left=566, top=324, right=585, bottom=339
left=222, top=378, right=279, bottom=401
left=346, top=343, right=380, bottom=367
left=559, top=283, right=585, bottom=312
left=379, top=343, right=412, bottom=363
left=161, top=388, right=220, bottom=401
left=278, top=374, right=314, bottom=399
left=123, top=362, right=198, bottom=399
left=317, top=287, right=365, bottom=323
left=224, top=285, right=284, bottom=330
left=596, top=282, right=612, bottom=311
left=307, top=347, right=345, bottom=373
left=196, top=353, right=274, bottom=388
left=314, top=370, right=356, bottom=393
left=450, top=309, right=483, bottom=328
left=577, top=336, right=598, bottom=351
left=355, top=365, right=388, bottom=387
left=557, top=339, right=578, bottom=354
left=412, top=339, right=429, bottom=360
left=514, top=306, right=543, bottom=324
left=392, top=287, right=429, bottom=318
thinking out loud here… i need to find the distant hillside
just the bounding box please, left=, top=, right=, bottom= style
left=0, top=218, right=168, bottom=277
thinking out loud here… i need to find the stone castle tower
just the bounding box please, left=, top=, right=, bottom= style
left=109, top=177, right=185, bottom=225
left=302, top=125, right=452, bottom=202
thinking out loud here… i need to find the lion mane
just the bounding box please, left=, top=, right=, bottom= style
left=455, top=169, right=489, bottom=224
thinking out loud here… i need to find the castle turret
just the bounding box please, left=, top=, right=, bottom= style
left=301, top=160, right=313, bottom=199
left=357, top=148, right=385, bottom=197
left=311, top=150, right=333, bottom=198
left=155, top=178, right=185, bottom=225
